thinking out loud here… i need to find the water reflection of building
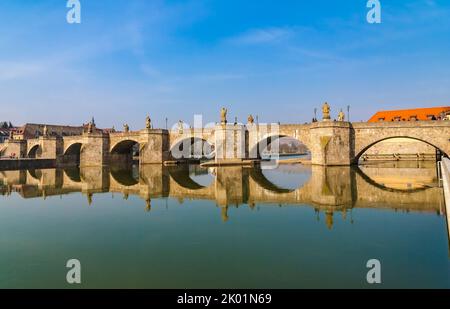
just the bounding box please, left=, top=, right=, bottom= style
left=0, top=163, right=444, bottom=231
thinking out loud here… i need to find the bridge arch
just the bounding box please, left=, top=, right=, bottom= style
left=251, top=134, right=311, bottom=160
left=249, top=168, right=296, bottom=194
left=168, top=165, right=212, bottom=190
left=28, top=169, right=42, bottom=181
left=355, top=136, right=446, bottom=163
left=110, top=139, right=140, bottom=154
left=355, top=166, right=433, bottom=193
left=63, top=167, right=82, bottom=183
left=28, top=144, right=42, bottom=158
left=110, top=139, right=141, bottom=164
left=110, top=165, right=139, bottom=186
left=170, top=137, right=215, bottom=160
left=63, top=143, right=83, bottom=165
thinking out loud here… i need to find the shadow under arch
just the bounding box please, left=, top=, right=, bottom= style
left=168, top=166, right=209, bottom=190
left=110, top=165, right=139, bottom=186
left=355, top=136, right=446, bottom=163
left=170, top=137, right=215, bottom=160
left=110, top=139, right=140, bottom=165
left=354, top=166, right=433, bottom=193
left=111, top=140, right=140, bottom=154
left=64, top=143, right=83, bottom=165
left=63, top=167, right=81, bottom=182
left=65, top=143, right=83, bottom=156
left=28, top=169, right=42, bottom=181
left=28, top=145, right=41, bottom=158
left=248, top=168, right=295, bottom=194
left=251, top=134, right=310, bottom=160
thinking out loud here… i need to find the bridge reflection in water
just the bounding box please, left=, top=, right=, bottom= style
left=1, top=161, right=449, bottom=288
left=0, top=161, right=444, bottom=228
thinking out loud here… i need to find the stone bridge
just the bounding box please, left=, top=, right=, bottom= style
left=1, top=119, right=448, bottom=167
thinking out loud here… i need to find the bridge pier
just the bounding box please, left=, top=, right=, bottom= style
left=309, top=122, right=353, bottom=166
left=80, top=133, right=110, bottom=167
left=139, top=129, right=170, bottom=164
left=80, top=165, right=110, bottom=194
left=214, top=124, right=248, bottom=164
left=139, top=164, right=170, bottom=198
left=40, top=136, right=63, bottom=160
left=309, top=165, right=356, bottom=206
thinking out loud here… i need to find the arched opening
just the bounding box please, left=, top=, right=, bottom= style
left=258, top=164, right=312, bottom=192
left=252, top=135, right=310, bottom=161
left=168, top=165, right=213, bottom=190
left=355, top=164, right=436, bottom=193
left=63, top=167, right=81, bottom=182
left=170, top=138, right=215, bottom=161
left=28, top=169, right=42, bottom=181
left=357, top=137, right=445, bottom=164
left=28, top=145, right=41, bottom=158
left=110, top=164, right=139, bottom=186
left=62, top=143, right=83, bottom=166
left=110, top=140, right=140, bottom=165
left=249, top=168, right=297, bottom=193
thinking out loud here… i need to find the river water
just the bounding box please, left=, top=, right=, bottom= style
left=0, top=161, right=448, bottom=288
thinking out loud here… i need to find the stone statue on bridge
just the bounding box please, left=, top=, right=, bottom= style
left=322, top=102, right=331, bottom=121
left=178, top=120, right=184, bottom=134
left=123, top=123, right=130, bottom=133
left=146, top=116, right=151, bottom=129
left=43, top=125, right=49, bottom=137
left=247, top=115, right=254, bottom=124
left=338, top=109, right=345, bottom=122
left=87, top=122, right=93, bottom=134
left=220, top=107, right=228, bottom=124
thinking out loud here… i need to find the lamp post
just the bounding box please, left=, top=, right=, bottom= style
left=165, top=117, right=168, bottom=130
left=347, top=105, right=350, bottom=122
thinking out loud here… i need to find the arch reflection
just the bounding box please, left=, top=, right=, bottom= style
left=0, top=162, right=443, bottom=228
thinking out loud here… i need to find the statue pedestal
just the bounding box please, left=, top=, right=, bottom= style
left=309, top=121, right=352, bottom=166
left=214, top=124, right=247, bottom=163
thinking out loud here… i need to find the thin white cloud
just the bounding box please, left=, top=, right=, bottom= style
left=0, top=61, right=44, bottom=81
left=226, top=27, right=294, bottom=45
left=195, top=73, right=246, bottom=82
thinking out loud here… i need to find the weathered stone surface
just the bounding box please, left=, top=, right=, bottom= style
left=1, top=120, right=448, bottom=167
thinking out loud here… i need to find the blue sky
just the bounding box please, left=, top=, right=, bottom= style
left=0, top=0, right=449, bottom=129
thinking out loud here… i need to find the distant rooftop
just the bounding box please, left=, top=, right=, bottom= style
left=368, top=106, right=450, bottom=122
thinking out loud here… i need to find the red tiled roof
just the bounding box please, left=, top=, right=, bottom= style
left=368, top=106, right=450, bottom=122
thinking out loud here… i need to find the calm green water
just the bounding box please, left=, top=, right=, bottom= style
left=0, top=162, right=448, bottom=288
